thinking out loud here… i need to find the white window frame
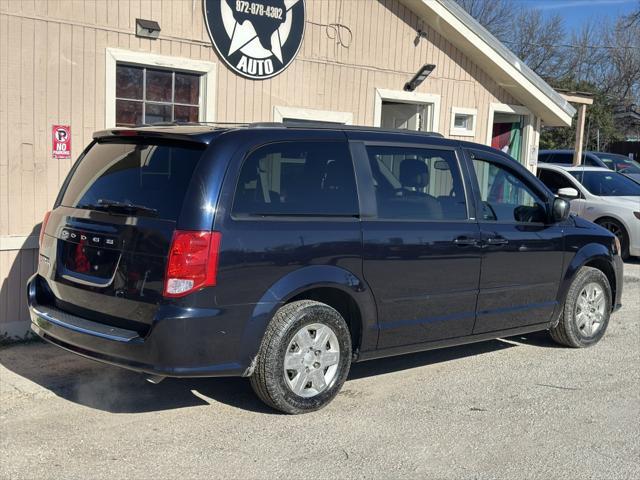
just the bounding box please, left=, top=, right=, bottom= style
left=374, top=88, right=441, bottom=133
left=450, top=107, right=477, bottom=137
left=105, top=48, right=217, bottom=128
left=273, top=106, right=353, bottom=124
left=486, top=103, right=535, bottom=168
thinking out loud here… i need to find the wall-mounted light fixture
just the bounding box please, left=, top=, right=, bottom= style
left=413, top=29, right=428, bottom=46
left=136, top=18, right=161, bottom=39
left=403, top=64, right=435, bottom=92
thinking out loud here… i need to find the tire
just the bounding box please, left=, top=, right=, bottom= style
left=596, top=218, right=630, bottom=260
left=549, top=267, right=612, bottom=348
left=249, top=300, right=352, bottom=414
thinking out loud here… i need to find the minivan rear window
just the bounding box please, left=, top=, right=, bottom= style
left=59, top=140, right=204, bottom=221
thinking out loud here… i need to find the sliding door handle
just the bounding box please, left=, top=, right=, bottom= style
left=486, top=237, right=509, bottom=246
left=453, top=236, right=479, bottom=246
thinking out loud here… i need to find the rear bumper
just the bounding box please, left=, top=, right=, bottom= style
left=27, top=275, right=251, bottom=378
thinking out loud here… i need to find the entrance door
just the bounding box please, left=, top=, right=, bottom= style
left=381, top=102, right=432, bottom=131
left=468, top=149, right=564, bottom=333
left=491, top=113, right=525, bottom=162
left=359, top=143, right=481, bottom=349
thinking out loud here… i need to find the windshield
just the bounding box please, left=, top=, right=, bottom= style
left=60, top=140, right=205, bottom=221
left=599, top=154, right=640, bottom=174
left=570, top=170, right=640, bottom=196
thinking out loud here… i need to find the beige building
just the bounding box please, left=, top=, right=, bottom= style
left=0, top=0, right=575, bottom=338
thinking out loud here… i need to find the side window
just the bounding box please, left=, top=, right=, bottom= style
left=472, top=159, right=547, bottom=223
left=537, top=169, right=575, bottom=194
left=232, top=141, right=358, bottom=217
left=365, top=146, right=467, bottom=220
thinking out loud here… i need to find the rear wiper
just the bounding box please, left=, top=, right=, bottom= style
left=79, top=199, right=158, bottom=217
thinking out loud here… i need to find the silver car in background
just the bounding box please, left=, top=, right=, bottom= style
left=537, top=163, right=640, bottom=260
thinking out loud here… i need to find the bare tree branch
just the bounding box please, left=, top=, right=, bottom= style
left=624, top=2, right=640, bottom=28
left=455, top=0, right=515, bottom=42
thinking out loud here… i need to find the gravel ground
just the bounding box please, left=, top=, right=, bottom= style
left=1, top=261, right=639, bottom=480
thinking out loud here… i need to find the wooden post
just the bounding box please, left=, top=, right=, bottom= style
left=573, top=104, right=587, bottom=166
left=560, top=93, right=593, bottom=166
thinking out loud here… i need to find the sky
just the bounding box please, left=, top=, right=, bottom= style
left=519, top=0, right=637, bottom=31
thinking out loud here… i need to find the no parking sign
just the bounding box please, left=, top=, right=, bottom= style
left=52, top=125, right=71, bottom=159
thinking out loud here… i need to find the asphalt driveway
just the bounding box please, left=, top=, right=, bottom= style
left=1, top=262, right=639, bottom=479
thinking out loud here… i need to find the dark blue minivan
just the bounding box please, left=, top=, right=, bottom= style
left=29, top=123, right=623, bottom=413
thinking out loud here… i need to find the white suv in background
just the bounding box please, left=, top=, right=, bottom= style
left=537, top=163, right=640, bottom=260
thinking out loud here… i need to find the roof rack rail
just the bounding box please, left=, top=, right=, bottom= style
left=248, top=121, right=445, bottom=138
left=137, top=121, right=250, bottom=128
left=111, top=120, right=445, bottom=138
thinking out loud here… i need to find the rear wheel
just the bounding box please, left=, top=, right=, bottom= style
left=550, top=267, right=611, bottom=348
left=596, top=218, right=630, bottom=260
left=250, top=300, right=352, bottom=414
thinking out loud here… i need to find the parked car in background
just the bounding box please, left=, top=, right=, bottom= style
left=28, top=124, right=624, bottom=414
left=538, top=150, right=640, bottom=183
left=598, top=154, right=640, bottom=183
left=537, top=163, right=640, bottom=260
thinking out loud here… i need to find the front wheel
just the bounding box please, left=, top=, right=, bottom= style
left=250, top=300, right=352, bottom=414
left=550, top=267, right=612, bottom=348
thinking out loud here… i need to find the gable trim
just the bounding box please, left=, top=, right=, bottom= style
left=401, top=0, right=575, bottom=127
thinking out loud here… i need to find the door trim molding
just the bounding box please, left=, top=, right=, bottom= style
left=486, top=103, right=535, bottom=169
left=373, top=88, right=441, bottom=133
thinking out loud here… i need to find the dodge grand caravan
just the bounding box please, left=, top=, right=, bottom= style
left=29, top=123, right=623, bottom=414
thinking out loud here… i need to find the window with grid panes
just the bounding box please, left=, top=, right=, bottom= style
left=115, top=64, right=201, bottom=126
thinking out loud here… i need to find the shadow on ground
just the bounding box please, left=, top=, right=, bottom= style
left=0, top=336, right=532, bottom=415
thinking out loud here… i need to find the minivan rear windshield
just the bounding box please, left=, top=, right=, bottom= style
left=59, top=140, right=205, bottom=221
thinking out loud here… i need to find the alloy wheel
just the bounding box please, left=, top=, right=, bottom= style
left=575, top=282, right=606, bottom=337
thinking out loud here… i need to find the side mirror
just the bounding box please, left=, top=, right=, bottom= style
left=557, top=187, right=579, bottom=199
left=552, top=197, right=571, bottom=223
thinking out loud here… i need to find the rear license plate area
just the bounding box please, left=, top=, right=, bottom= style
left=60, top=229, right=121, bottom=279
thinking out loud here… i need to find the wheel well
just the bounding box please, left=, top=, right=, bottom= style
left=289, top=287, right=362, bottom=353
left=594, top=216, right=626, bottom=233
left=584, top=258, right=617, bottom=303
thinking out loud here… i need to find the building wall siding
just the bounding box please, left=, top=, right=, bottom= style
left=0, top=0, right=520, bottom=335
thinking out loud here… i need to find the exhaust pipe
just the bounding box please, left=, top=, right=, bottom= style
left=145, top=374, right=166, bottom=384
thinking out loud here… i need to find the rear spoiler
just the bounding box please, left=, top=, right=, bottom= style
left=93, top=128, right=218, bottom=145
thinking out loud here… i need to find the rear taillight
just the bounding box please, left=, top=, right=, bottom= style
left=163, top=230, right=222, bottom=298
left=39, top=211, right=51, bottom=249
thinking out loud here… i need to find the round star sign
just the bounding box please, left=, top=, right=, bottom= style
left=204, top=0, right=306, bottom=80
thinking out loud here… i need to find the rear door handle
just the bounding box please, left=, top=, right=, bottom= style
left=453, top=236, right=479, bottom=247
left=486, top=237, right=509, bottom=246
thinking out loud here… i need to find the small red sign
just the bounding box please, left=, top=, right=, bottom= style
left=52, top=125, right=71, bottom=159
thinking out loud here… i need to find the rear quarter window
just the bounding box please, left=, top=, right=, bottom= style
left=232, top=141, right=359, bottom=217
left=59, top=140, right=205, bottom=221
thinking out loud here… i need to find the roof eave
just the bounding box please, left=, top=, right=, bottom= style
left=400, top=0, right=576, bottom=127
